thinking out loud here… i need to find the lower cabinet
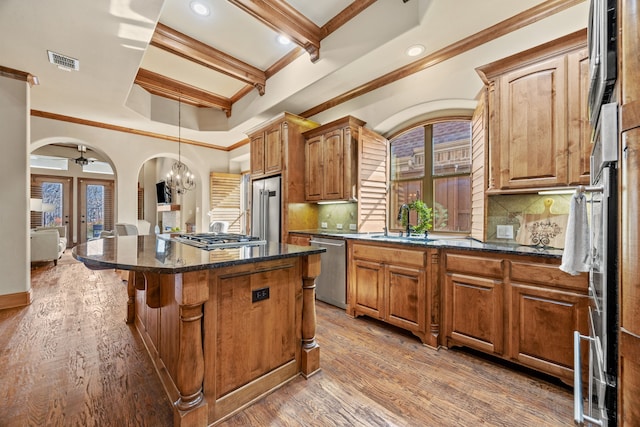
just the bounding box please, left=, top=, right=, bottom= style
left=347, top=241, right=439, bottom=348
left=444, top=251, right=589, bottom=385
left=446, top=273, right=504, bottom=355
left=288, top=233, right=311, bottom=246
left=511, top=283, right=588, bottom=380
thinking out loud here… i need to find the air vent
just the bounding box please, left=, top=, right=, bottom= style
left=47, top=50, right=79, bottom=71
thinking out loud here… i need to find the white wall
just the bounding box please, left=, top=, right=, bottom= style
left=0, top=75, right=30, bottom=296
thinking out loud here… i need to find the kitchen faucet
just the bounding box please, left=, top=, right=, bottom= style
left=397, top=204, right=411, bottom=236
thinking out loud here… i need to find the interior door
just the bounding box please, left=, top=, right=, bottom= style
left=78, top=178, right=114, bottom=243
left=30, top=175, right=73, bottom=247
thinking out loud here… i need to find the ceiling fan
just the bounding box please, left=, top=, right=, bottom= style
left=73, top=145, right=96, bottom=166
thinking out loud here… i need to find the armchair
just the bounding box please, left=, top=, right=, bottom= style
left=30, top=226, right=67, bottom=265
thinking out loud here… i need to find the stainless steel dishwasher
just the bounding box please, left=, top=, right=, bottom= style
left=309, top=236, right=346, bottom=309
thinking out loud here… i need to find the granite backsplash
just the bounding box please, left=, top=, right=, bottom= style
left=317, top=203, right=358, bottom=232
left=486, top=193, right=574, bottom=245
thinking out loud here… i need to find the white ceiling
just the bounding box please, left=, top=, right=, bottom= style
left=0, top=0, right=588, bottom=149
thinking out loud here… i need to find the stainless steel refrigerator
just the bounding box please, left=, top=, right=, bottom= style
left=251, top=176, right=281, bottom=244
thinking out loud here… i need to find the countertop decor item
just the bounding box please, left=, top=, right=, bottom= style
left=409, top=200, right=433, bottom=234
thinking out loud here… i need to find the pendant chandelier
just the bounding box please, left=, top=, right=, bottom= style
left=166, top=97, right=195, bottom=195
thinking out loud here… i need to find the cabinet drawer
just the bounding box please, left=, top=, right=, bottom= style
left=352, top=243, right=426, bottom=268
left=445, top=253, right=503, bottom=278
left=511, top=261, right=588, bottom=292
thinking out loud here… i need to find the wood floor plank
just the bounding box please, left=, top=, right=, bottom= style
left=0, top=254, right=573, bottom=426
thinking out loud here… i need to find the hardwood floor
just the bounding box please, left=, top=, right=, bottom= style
left=0, top=254, right=574, bottom=426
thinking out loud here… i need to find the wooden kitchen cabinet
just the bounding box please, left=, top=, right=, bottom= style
left=347, top=241, right=439, bottom=348
left=444, top=252, right=505, bottom=355
left=567, top=46, right=591, bottom=185
left=511, top=283, right=588, bottom=380
left=249, top=112, right=319, bottom=180
left=288, top=233, right=311, bottom=246
left=303, top=117, right=389, bottom=215
left=477, top=30, right=590, bottom=192
left=250, top=123, right=282, bottom=177
left=443, top=250, right=589, bottom=385
left=303, top=116, right=364, bottom=202
left=303, top=116, right=388, bottom=232
left=446, top=273, right=504, bottom=355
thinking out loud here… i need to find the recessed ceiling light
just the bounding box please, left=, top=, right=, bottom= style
left=277, top=35, right=291, bottom=45
left=190, top=1, right=210, bottom=16
left=406, top=44, right=425, bottom=57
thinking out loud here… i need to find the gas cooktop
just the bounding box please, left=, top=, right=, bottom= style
left=173, top=233, right=266, bottom=250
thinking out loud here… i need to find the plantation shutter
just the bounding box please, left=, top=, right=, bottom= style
left=209, top=172, right=242, bottom=234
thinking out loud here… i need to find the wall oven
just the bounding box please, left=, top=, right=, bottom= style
left=587, top=0, right=617, bottom=125
left=574, top=102, right=618, bottom=426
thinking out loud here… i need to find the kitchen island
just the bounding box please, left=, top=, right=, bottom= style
left=73, top=235, right=325, bottom=427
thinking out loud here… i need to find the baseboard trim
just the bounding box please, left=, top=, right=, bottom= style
left=0, top=289, right=32, bottom=310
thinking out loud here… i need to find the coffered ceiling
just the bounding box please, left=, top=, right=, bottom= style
left=136, top=0, right=373, bottom=115
left=0, top=0, right=588, bottom=150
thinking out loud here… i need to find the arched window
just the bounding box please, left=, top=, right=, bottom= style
left=389, top=118, right=472, bottom=233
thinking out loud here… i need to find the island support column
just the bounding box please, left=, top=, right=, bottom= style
left=173, top=270, right=209, bottom=426
left=301, top=254, right=321, bottom=377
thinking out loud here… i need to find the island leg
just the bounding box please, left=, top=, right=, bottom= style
left=173, top=272, right=208, bottom=426
left=125, top=271, right=136, bottom=324
left=301, top=254, right=321, bottom=378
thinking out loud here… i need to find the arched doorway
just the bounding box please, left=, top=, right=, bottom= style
left=30, top=141, right=116, bottom=245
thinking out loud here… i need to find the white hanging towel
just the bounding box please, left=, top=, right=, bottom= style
left=559, top=192, right=591, bottom=275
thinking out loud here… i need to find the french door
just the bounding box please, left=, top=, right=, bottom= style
left=30, top=175, right=73, bottom=248
left=78, top=178, right=114, bottom=243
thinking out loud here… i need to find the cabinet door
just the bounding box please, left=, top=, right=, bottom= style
left=250, top=134, right=265, bottom=176
left=352, top=259, right=384, bottom=319
left=305, top=135, right=323, bottom=201
left=497, top=56, right=568, bottom=189
left=386, top=264, right=424, bottom=333
left=264, top=124, right=282, bottom=175
left=288, top=234, right=310, bottom=246
left=321, top=128, right=344, bottom=200
left=446, top=273, right=503, bottom=354
left=510, top=283, right=588, bottom=381
left=567, top=47, right=591, bottom=185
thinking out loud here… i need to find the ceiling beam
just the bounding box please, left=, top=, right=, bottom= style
left=321, top=0, right=378, bottom=38
left=151, top=23, right=267, bottom=96
left=135, top=68, right=233, bottom=116
left=228, top=0, right=322, bottom=62
left=300, top=0, right=586, bottom=119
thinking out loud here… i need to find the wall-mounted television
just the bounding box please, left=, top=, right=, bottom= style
left=156, top=181, right=172, bottom=204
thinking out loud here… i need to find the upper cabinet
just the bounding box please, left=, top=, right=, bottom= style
left=303, top=116, right=364, bottom=202
left=303, top=116, right=389, bottom=232
left=303, top=116, right=388, bottom=200
left=249, top=112, right=319, bottom=181
left=476, top=30, right=590, bottom=193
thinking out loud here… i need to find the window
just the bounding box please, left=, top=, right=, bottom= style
left=390, top=119, right=472, bottom=233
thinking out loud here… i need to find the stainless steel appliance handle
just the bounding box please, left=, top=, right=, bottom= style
left=261, top=189, right=269, bottom=241
left=574, top=331, right=604, bottom=426
left=309, top=239, right=345, bottom=247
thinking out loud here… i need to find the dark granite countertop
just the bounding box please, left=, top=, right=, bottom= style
left=72, top=235, right=326, bottom=273
left=290, top=229, right=563, bottom=259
